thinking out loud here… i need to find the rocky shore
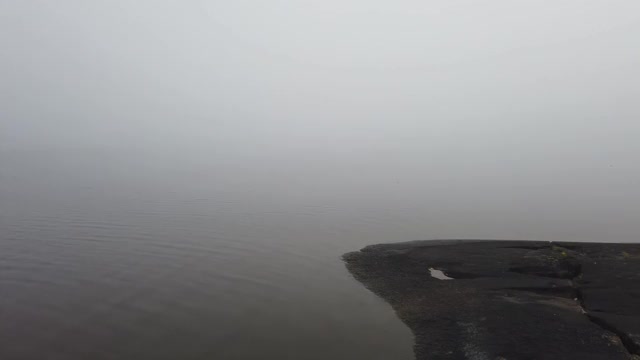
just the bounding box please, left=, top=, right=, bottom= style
left=344, top=240, right=640, bottom=359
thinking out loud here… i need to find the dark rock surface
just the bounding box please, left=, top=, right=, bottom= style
left=343, top=240, right=640, bottom=360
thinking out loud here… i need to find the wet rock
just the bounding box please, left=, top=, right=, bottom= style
left=344, top=240, right=640, bottom=360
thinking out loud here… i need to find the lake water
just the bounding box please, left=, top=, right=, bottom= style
left=1, top=147, right=420, bottom=360
left=2, top=139, right=639, bottom=360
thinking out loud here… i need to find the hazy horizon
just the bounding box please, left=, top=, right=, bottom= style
left=3, top=1, right=640, bottom=242
left=1, top=1, right=640, bottom=359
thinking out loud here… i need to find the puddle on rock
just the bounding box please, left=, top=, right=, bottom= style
left=429, top=268, right=454, bottom=280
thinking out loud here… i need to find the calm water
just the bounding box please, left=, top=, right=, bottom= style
left=2, top=142, right=640, bottom=360
left=1, top=147, right=420, bottom=360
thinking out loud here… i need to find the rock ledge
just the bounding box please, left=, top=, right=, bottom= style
left=344, top=240, right=640, bottom=360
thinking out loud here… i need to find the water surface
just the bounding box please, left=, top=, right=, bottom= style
left=1, top=148, right=420, bottom=360
left=2, top=144, right=638, bottom=359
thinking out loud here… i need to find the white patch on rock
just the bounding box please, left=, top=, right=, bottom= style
left=429, top=268, right=454, bottom=280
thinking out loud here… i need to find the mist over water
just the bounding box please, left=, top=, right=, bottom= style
left=1, top=1, right=640, bottom=359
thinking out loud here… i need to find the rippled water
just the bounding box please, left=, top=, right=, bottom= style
left=2, top=145, right=639, bottom=360
left=0, top=148, right=419, bottom=360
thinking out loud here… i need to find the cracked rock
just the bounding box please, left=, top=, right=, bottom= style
left=344, top=240, right=640, bottom=360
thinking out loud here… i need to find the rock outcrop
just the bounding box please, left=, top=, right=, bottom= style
left=344, top=240, right=640, bottom=360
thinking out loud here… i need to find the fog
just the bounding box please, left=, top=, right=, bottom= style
left=2, top=1, right=638, bottom=148
left=1, top=1, right=640, bottom=358
left=3, top=1, right=640, bottom=243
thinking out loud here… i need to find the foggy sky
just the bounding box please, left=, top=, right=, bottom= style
left=2, top=0, right=639, bottom=151
left=2, top=1, right=640, bottom=242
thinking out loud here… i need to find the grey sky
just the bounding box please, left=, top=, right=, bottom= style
left=1, top=1, right=639, bottom=155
